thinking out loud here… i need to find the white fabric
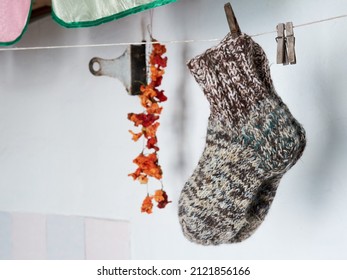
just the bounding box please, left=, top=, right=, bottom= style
left=52, top=0, right=170, bottom=23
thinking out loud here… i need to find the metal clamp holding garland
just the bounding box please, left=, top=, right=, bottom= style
left=128, top=40, right=171, bottom=214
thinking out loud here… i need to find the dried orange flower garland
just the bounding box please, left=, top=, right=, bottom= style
left=128, top=40, right=171, bottom=214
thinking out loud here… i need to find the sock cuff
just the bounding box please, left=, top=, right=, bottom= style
left=187, top=33, right=277, bottom=125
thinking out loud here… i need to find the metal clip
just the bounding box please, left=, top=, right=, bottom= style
left=89, top=44, right=147, bottom=95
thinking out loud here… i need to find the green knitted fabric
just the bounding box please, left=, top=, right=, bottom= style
left=178, top=33, right=306, bottom=245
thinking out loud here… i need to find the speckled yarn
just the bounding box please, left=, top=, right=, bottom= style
left=178, top=33, right=306, bottom=245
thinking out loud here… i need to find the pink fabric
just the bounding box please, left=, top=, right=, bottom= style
left=0, top=0, right=31, bottom=43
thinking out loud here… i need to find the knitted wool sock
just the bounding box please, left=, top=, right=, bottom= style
left=230, top=38, right=306, bottom=243
left=178, top=33, right=306, bottom=245
left=231, top=175, right=282, bottom=242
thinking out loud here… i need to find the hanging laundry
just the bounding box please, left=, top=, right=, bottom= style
left=51, top=0, right=177, bottom=28
left=0, top=0, right=32, bottom=46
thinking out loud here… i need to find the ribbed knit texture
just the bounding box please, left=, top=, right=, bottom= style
left=178, top=33, right=306, bottom=245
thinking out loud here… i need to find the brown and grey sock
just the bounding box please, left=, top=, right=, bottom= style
left=231, top=174, right=282, bottom=242
left=178, top=33, right=306, bottom=245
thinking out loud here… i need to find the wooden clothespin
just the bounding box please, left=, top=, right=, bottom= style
left=276, top=22, right=296, bottom=65
left=285, top=22, right=296, bottom=64
left=276, top=23, right=287, bottom=64
left=224, top=3, right=241, bottom=38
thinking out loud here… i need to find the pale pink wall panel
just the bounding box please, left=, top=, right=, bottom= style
left=46, top=215, right=85, bottom=260
left=85, top=218, right=130, bottom=260
left=0, top=212, right=12, bottom=259
left=11, top=213, right=46, bottom=260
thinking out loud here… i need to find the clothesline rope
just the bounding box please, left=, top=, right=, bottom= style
left=0, top=13, right=346, bottom=52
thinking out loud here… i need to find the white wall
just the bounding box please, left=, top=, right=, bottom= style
left=1, top=0, right=347, bottom=259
